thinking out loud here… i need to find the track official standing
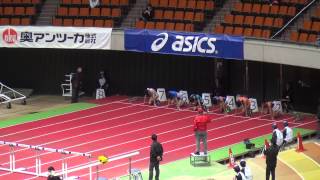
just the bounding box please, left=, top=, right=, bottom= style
left=193, top=108, right=210, bottom=155
left=71, top=67, right=83, bottom=103
left=149, top=134, right=163, bottom=180
left=264, top=139, right=279, bottom=180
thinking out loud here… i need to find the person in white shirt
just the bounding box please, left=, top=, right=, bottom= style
left=240, top=159, right=252, bottom=180
left=282, top=121, right=293, bottom=145
left=271, top=123, right=283, bottom=147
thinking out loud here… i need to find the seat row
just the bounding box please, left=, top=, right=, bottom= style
left=153, top=10, right=205, bottom=23
left=149, top=0, right=214, bottom=11
left=136, top=20, right=195, bottom=32
left=290, top=32, right=318, bottom=43
left=56, top=7, right=122, bottom=19
left=52, top=18, right=114, bottom=27
left=214, top=25, right=272, bottom=38
left=0, top=17, right=31, bottom=25
left=232, top=2, right=296, bottom=18
left=300, top=20, right=320, bottom=33
left=0, top=0, right=40, bottom=5
left=0, top=6, right=36, bottom=16
left=241, top=0, right=308, bottom=6
left=60, top=0, right=130, bottom=7
left=222, top=14, right=284, bottom=29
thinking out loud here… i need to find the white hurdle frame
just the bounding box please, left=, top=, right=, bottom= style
left=0, top=141, right=91, bottom=177
left=54, top=151, right=140, bottom=180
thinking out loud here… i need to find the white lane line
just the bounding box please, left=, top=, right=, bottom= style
left=0, top=109, right=183, bottom=157
left=0, top=96, right=129, bottom=132
left=75, top=117, right=315, bottom=179
left=0, top=102, right=135, bottom=138
left=278, top=156, right=305, bottom=180
left=4, top=114, right=278, bottom=177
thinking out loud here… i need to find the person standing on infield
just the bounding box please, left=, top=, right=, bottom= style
left=149, top=134, right=163, bottom=180
left=193, top=108, right=210, bottom=155
left=264, top=139, right=280, bottom=180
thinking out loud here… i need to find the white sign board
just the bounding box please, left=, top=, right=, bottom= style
left=202, top=93, right=212, bottom=107
left=249, top=98, right=259, bottom=112
left=272, top=101, right=283, bottom=112
left=225, top=96, right=236, bottom=110
left=157, top=88, right=167, bottom=102
left=0, top=26, right=112, bottom=49
left=179, top=90, right=189, bottom=103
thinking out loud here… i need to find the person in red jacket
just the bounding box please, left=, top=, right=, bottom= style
left=193, top=108, right=211, bottom=155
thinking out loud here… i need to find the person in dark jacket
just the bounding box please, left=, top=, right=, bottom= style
left=149, top=134, right=163, bottom=180
left=264, top=139, right=279, bottom=180
left=71, top=67, right=83, bottom=103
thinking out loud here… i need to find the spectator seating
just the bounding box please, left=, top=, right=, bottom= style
left=135, top=0, right=216, bottom=32
left=52, top=0, right=133, bottom=27
left=0, top=0, right=42, bottom=25
left=290, top=6, right=320, bottom=44
left=212, top=0, right=304, bottom=38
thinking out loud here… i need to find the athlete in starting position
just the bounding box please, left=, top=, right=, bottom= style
left=190, top=94, right=207, bottom=112
left=213, top=96, right=229, bottom=113
left=144, top=88, right=159, bottom=106
left=167, top=90, right=184, bottom=109
left=236, top=95, right=252, bottom=117
left=261, top=101, right=281, bottom=120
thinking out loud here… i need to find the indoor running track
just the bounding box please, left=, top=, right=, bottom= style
left=0, top=96, right=317, bottom=179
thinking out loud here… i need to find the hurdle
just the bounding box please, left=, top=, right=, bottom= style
left=54, top=151, right=140, bottom=180
left=0, top=140, right=91, bottom=178
left=0, top=82, right=26, bottom=109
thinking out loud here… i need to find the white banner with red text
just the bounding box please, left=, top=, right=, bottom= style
left=0, top=26, right=112, bottom=49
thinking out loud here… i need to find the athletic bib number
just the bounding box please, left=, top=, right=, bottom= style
left=225, top=96, right=236, bottom=110
left=249, top=98, right=259, bottom=112
left=179, top=90, right=189, bottom=103
left=202, top=93, right=212, bottom=107
left=157, top=88, right=167, bottom=102
left=272, top=101, right=282, bottom=112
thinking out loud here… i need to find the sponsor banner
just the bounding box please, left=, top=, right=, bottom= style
left=0, top=26, right=112, bottom=49
left=125, top=29, right=244, bottom=60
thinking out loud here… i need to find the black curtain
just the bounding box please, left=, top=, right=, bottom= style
left=0, top=48, right=319, bottom=113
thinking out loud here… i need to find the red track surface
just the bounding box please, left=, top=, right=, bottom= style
left=0, top=96, right=317, bottom=180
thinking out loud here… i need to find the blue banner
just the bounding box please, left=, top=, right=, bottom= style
left=125, top=29, right=244, bottom=60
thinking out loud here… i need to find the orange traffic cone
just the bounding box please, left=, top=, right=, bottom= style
left=296, top=132, right=305, bottom=152
left=262, top=139, right=270, bottom=158
left=228, top=148, right=235, bottom=168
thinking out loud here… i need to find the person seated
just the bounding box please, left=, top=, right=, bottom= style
left=97, top=71, right=109, bottom=96
left=271, top=123, right=284, bottom=148
left=141, top=4, right=154, bottom=21
left=190, top=94, right=207, bottom=112
left=144, top=88, right=159, bottom=106
left=236, top=95, right=251, bottom=117
left=240, top=159, right=253, bottom=180
left=282, top=121, right=293, bottom=148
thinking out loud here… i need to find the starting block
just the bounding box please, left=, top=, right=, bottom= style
left=190, top=152, right=211, bottom=166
